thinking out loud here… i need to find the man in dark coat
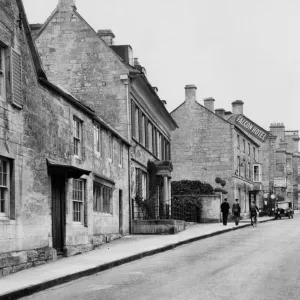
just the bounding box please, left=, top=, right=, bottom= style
left=220, top=198, right=230, bottom=225
left=232, top=198, right=241, bottom=225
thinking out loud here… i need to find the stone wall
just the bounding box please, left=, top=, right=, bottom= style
left=0, top=247, right=56, bottom=278
left=34, top=3, right=130, bottom=140
left=0, top=0, right=130, bottom=276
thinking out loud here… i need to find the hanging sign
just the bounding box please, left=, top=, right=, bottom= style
left=274, top=177, right=287, bottom=187
left=235, top=115, right=269, bottom=143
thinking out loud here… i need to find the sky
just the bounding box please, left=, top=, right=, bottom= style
left=23, top=0, right=300, bottom=132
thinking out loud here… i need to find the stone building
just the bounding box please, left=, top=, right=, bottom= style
left=269, top=124, right=299, bottom=209
left=32, top=0, right=178, bottom=229
left=0, top=0, right=130, bottom=277
left=171, top=85, right=275, bottom=215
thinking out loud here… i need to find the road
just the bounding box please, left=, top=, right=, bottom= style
left=22, top=216, right=300, bottom=300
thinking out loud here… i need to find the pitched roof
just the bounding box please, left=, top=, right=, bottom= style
left=16, top=0, right=131, bottom=146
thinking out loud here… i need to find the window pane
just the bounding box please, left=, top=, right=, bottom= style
left=0, top=188, right=5, bottom=213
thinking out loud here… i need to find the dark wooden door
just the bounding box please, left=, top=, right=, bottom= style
left=119, top=189, right=123, bottom=234
left=52, top=176, right=65, bottom=254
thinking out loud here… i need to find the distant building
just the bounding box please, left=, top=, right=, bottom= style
left=269, top=124, right=300, bottom=209
left=0, top=0, right=130, bottom=276
left=171, top=85, right=276, bottom=216
left=32, top=0, right=178, bottom=229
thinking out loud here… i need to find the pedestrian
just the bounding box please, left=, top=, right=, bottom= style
left=232, top=199, right=241, bottom=226
left=250, top=199, right=259, bottom=227
left=220, top=198, right=230, bottom=226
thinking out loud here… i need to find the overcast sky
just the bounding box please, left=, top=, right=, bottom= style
left=23, top=0, right=300, bottom=132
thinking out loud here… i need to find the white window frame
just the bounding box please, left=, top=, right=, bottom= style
left=72, top=179, right=84, bottom=223
left=142, top=171, right=147, bottom=200
left=109, top=134, right=113, bottom=162
left=253, top=164, right=262, bottom=182
left=93, top=182, right=113, bottom=214
left=0, top=158, right=9, bottom=218
left=94, top=124, right=101, bottom=155
left=73, top=117, right=82, bottom=158
left=119, top=141, right=123, bottom=167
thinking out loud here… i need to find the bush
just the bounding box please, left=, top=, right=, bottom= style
left=171, top=180, right=214, bottom=195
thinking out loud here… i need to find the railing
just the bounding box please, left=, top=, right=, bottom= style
left=132, top=197, right=200, bottom=222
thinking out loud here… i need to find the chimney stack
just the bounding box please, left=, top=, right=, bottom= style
left=215, top=108, right=225, bottom=118
left=203, top=97, right=215, bottom=112
left=184, top=85, right=197, bottom=103
left=232, top=100, right=244, bottom=115
left=97, top=30, right=115, bottom=46
left=58, top=0, right=76, bottom=9
left=270, top=123, right=285, bottom=148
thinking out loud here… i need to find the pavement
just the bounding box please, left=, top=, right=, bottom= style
left=0, top=216, right=274, bottom=300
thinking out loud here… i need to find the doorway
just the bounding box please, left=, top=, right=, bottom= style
left=119, top=189, right=123, bottom=234
left=51, top=176, right=65, bottom=254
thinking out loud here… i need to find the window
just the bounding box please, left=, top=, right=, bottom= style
left=287, top=158, right=292, bottom=168
left=157, top=132, right=161, bottom=159
left=144, top=116, right=149, bottom=149
left=73, top=117, right=81, bottom=157
left=253, top=164, right=262, bottom=182
left=0, top=45, right=22, bottom=107
left=72, top=179, right=84, bottom=223
left=0, top=46, right=6, bottom=100
left=93, top=182, right=113, bottom=214
left=244, top=161, right=246, bottom=178
left=109, top=134, right=113, bottom=161
left=141, top=114, right=145, bottom=146
left=237, top=134, right=240, bottom=148
left=94, top=124, right=101, bottom=154
left=237, top=156, right=240, bottom=176
left=0, top=158, right=9, bottom=217
left=248, top=162, right=251, bottom=179
left=248, top=143, right=250, bottom=155
left=119, top=141, right=123, bottom=167
left=136, top=168, right=148, bottom=199
left=243, top=139, right=245, bottom=152
left=152, top=127, right=157, bottom=157
left=135, top=106, right=139, bottom=141
left=253, top=147, right=256, bottom=159
left=148, top=122, right=153, bottom=152
left=131, top=101, right=136, bottom=138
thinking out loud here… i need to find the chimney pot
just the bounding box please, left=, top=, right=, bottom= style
left=97, top=30, right=115, bottom=46
left=215, top=108, right=225, bottom=118
left=161, top=100, right=167, bottom=105
left=203, top=97, right=215, bottom=112
left=152, top=87, right=158, bottom=93
left=58, top=0, right=76, bottom=9
left=184, top=84, right=197, bottom=103
left=232, top=100, right=244, bottom=115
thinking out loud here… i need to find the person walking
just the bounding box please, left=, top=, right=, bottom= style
left=220, top=198, right=230, bottom=226
left=250, top=199, right=259, bottom=227
left=232, top=199, right=241, bottom=226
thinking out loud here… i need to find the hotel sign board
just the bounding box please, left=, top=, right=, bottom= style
left=274, top=177, right=287, bottom=187
left=235, top=115, right=269, bottom=143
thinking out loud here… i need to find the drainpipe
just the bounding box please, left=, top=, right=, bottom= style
left=120, top=74, right=132, bottom=233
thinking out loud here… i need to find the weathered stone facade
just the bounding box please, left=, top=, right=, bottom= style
left=171, top=85, right=265, bottom=215
left=0, top=0, right=130, bottom=276
left=33, top=0, right=178, bottom=230
left=269, top=124, right=300, bottom=209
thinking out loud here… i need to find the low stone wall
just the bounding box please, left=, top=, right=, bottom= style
left=199, top=195, right=222, bottom=223
left=65, top=233, right=122, bottom=256
left=133, top=220, right=186, bottom=234
left=0, top=247, right=57, bottom=278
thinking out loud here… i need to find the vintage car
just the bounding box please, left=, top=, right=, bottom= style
left=275, top=201, right=294, bottom=219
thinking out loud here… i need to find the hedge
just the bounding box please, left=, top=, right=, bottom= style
left=171, top=180, right=214, bottom=195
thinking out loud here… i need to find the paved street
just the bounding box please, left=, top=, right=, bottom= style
left=20, top=216, right=300, bottom=300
